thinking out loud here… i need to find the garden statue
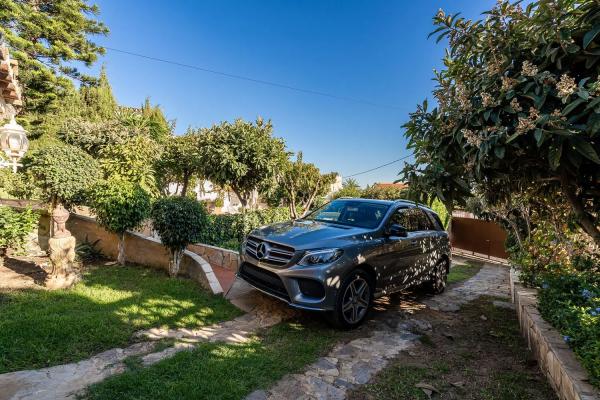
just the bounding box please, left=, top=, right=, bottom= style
left=46, top=204, right=79, bottom=289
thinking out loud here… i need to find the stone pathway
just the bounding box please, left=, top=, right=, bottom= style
left=0, top=280, right=293, bottom=400
left=245, top=260, right=510, bottom=400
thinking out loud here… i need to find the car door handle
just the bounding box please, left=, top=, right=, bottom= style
left=410, top=240, right=418, bottom=245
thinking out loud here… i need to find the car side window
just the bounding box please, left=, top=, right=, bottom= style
left=388, top=207, right=419, bottom=232
left=415, top=209, right=435, bottom=230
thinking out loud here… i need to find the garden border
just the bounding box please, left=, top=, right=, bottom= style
left=509, top=269, right=599, bottom=400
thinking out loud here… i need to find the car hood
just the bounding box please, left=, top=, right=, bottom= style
left=249, top=219, right=375, bottom=249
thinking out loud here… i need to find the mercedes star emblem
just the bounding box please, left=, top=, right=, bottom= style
left=256, top=242, right=270, bottom=260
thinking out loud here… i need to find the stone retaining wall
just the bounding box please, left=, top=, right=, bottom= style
left=510, top=270, right=599, bottom=400
left=187, top=243, right=240, bottom=272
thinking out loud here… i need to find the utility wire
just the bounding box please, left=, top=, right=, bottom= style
left=104, top=46, right=402, bottom=110
left=343, top=153, right=413, bottom=178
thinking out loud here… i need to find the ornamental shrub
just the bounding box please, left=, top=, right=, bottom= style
left=197, top=207, right=291, bottom=250
left=151, top=197, right=209, bottom=277
left=537, top=267, right=600, bottom=387
left=0, top=206, right=39, bottom=256
left=90, top=177, right=151, bottom=265
left=22, top=143, right=102, bottom=207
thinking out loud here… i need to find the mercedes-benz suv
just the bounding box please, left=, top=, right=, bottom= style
left=238, top=198, right=451, bottom=328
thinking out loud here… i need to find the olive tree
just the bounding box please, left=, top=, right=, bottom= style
left=280, top=152, right=337, bottom=219
left=197, top=118, right=288, bottom=209
left=403, top=0, right=600, bottom=245
left=155, top=131, right=203, bottom=197
left=89, top=177, right=151, bottom=265
left=151, top=197, right=208, bottom=277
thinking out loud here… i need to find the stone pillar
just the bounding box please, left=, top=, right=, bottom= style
left=46, top=204, right=79, bottom=289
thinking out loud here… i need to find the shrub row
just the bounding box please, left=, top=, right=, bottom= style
left=197, top=207, right=292, bottom=250
left=537, top=267, right=599, bottom=387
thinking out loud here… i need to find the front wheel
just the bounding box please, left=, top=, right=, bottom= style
left=424, top=259, right=448, bottom=294
left=329, top=269, right=373, bottom=329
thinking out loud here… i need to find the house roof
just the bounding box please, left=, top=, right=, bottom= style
left=373, top=182, right=408, bottom=190
left=0, top=44, right=23, bottom=109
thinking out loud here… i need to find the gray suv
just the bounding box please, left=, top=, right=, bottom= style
left=238, top=198, right=451, bottom=328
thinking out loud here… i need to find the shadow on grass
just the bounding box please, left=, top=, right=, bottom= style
left=0, top=265, right=241, bottom=373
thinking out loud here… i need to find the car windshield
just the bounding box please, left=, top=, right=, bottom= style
left=303, top=199, right=390, bottom=229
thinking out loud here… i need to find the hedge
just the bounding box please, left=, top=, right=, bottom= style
left=197, top=207, right=291, bottom=250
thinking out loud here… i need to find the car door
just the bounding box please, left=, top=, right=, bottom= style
left=375, top=207, right=422, bottom=292
left=409, top=208, right=438, bottom=284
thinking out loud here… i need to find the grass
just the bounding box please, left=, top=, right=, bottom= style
left=350, top=297, right=556, bottom=400
left=0, top=264, right=242, bottom=373
left=447, top=262, right=482, bottom=284
left=83, top=321, right=344, bottom=400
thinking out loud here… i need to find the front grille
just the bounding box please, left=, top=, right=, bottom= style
left=245, top=236, right=295, bottom=267
left=239, top=263, right=290, bottom=301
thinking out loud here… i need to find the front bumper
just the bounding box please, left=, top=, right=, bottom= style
left=237, top=251, right=347, bottom=312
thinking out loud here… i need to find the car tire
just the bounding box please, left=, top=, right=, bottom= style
left=424, top=259, right=449, bottom=294
left=329, top=268, right=374, bottom=329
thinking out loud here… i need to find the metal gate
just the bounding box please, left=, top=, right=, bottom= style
left=450, top=217, right=508, bottom=259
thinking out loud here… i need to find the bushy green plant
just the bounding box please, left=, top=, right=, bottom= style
left=151, top=197, right=209, bottom=277
left=537, top=268, right=600, bottom=387
left=0, top=206, right=39, bottom=256
left=198, top=207, right=291, bottom=249
left=361, top=184, right=407, bottom=201
left=22, top=142, right=102, bottom=207
left=90, top=177, right=151, bottom=265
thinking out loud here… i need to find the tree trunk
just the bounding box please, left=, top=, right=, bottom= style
left=232, top=188, right=249, bottom=209
left=169, top=249, right=184, bottom=277
left=181, top=171, right=190, bottom=197
left=117, top=232, right=126, bottom=265
left=560, top=170, right=600, bottom=246
left=302, top=181, right=321, bottom=218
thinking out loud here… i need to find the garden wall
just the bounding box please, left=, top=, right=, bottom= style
left=187, top=243, right=240, bottom=272
left=36, top=212, right=223, bottom=295
left=510, top=270, right=599, bottom=400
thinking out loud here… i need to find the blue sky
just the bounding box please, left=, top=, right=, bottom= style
left=87, top=0, right=498, bottom=186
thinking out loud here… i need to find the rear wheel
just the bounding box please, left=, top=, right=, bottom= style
left=425, top=259, right=448, bottom=294
left=330, top=269, right=373, bottom=329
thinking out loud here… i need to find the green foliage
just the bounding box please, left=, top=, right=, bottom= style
left=0, top=0, right=108, bottom=117
left=0, top=206, right=38, bottom=254
left=403, top=0, right=600, bottom=244
left=537, top=269, right=600, bottom=387
left=79, top=66, right=118, bottom=121
left=99, top=135, right=160, bottom=195
left=90, top=177, right=151, bottom=234
left=361, top=184, right=407, bottom=200
left=22, top=142, right=102, bottom=206
left=59, top=118, right=135, bottom=157
left=198, top=207, right=291, bottom=249
left=155, top=132, right=202, bottom=196
left=197, top=118, right=288, bottom=207
left=0, top=265, right=241, bottom=373
left=279, top=152, right=337, bottom=218
left=429, top=198, right=449, bottom=228
left=332, top=178, right=362, bottom=199
left=151, top=197, right=208, bottom=252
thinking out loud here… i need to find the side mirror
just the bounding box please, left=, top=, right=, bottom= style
left=387, top=223, right=407, bottom=237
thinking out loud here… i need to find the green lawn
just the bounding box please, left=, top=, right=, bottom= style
left=0, top=265, right=242, bottom=373
left=84, top=321, right=344, bottom=400
left=448, top=262, right=482, bottom=284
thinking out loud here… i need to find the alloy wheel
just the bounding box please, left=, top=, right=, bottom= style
left=341, top=276, right=370, bottom=324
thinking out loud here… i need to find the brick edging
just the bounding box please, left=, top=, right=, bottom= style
left=509, top=269, right=599, bottom=400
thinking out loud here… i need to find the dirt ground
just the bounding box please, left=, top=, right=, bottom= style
left=349, top=295, right=557, bottom=400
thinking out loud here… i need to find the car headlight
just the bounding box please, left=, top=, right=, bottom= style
left=299, top=249, right=343, bottom=266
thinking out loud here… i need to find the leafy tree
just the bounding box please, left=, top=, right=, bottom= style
left=279, top=152, right=337, bottom=219
left=0, top=0, right=108, bottom=117
left=78, top=66, right=118, bottom=121
left=90, top=177, right=151, bottom=265
left=333, top=178, right=363, bottom=199
left=0, top=206, right=38, bottom=257
left=99, top=135, right=161, bottom=195
left=197, top=118, right=288, bottom=208
left=139, top=98, right=174, bottom=143
left=59, top=118, right=133, bottom=156
left=22, top=142, right=102, bottom=208
left=403, top=0, right=600, bottom=245
left=151, top=196, right=208, bottom=277
left=156, top=131, right=203, bottom=197
left=361, top=184, right=408, bottom=201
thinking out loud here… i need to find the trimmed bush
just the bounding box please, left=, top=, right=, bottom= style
left=0, top=206, right=39, bottom=256
left=151, top=197, right=209, bottom=277
left=90, top=177, right=151, bottom=265
left=198, top=207, right=291, bottom=250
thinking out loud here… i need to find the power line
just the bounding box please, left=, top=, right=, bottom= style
left=343, top=154, right=413, bottom=178
left=103, top=46, right=402, bottom=110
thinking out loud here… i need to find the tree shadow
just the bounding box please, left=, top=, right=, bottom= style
left=2, top=255, right=49, bottom=286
